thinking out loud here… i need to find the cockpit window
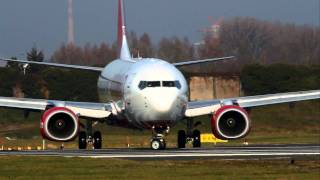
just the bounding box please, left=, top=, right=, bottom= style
left=163, top=81, right=175, bottom=87
left=147, top=81, right=161, bottom=87
left=138, top=81, right=147, bottom=90
left=175, top=80, right=181, bottom=89
left=163, top=81, right=181, bottom=89
left=139, top=81, right=161, bottom=89
left=138, top=80, right=181, bottom=90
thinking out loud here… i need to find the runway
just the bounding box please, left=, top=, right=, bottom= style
left=0, top=144, right=319, bottom=160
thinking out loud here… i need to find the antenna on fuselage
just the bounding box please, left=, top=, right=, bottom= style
left=117, top=0, right=131, bottom=60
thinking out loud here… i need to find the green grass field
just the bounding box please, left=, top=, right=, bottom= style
left=0, top=156, right=319, bottom=179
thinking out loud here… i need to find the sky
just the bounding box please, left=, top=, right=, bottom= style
left=0, top=0, right=319, bottom=58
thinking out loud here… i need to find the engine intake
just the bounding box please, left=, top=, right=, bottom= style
left=40, top=107, right=79, bottom=142
left=211, top=105, right=250, bottom=140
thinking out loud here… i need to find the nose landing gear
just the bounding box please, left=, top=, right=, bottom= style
left=151, top=135, right=166, bottom=150
left=150, top=126, right=169, bottom=150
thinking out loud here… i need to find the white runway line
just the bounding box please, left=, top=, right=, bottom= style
left=0, top=144, right=319, bottom=159
left=74, top=152, right=320, bottom=159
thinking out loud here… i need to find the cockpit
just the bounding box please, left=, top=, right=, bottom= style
left=138, top=81, right=181, bottom=90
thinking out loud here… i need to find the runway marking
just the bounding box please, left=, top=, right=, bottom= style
left=0, top=144, right=319, bottom=159
left=67, top=152, right=320, bottom=159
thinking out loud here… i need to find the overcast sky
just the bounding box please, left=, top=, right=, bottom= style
left=0, top=0, right=319, bottom=58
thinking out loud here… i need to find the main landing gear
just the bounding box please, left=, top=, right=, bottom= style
left=177, top=118, right=201, bottom=149
left=78, top=120, right=102, bottom=150
left=150, top=126, right=169, bottom=150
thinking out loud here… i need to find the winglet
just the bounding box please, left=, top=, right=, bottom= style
left=117, top=0, right=131, bottom=60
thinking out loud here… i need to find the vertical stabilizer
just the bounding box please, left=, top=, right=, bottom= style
left=117, top=0, right=131, bottom=60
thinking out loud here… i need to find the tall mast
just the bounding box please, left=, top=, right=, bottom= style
left=67, top=0, right=75, bottom=45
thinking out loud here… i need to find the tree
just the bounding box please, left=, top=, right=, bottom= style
left=241, top=64, right=320, bottom=95
left=14, top=47, right=46, bottom=99
left=6, top=56, right=19, bottom=69
left=219, top=17, right=272, bottom=64
left=138, top=33, right=154, bottom=58
left=157, top=37, right=193, bottom=62
left=27, top=47, right=44, bottom=62
left=27, top=47, right=45, bottom=73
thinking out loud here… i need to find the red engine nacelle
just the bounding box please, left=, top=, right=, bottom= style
left=40, top=107, right=79, bottom=142
left=211, top=105, right=250, bottom=140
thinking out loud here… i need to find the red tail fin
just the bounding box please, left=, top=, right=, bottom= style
left=117, top=0, right=124, bottom=54
left=117, top=0, right=130, bottom=59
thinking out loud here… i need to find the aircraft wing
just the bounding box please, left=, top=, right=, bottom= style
left=185, top=90, right=320, bottom=117
left=0, top=58, right=104, bottom=72
left=0, top=96, right=117, bottom=119
left=173, top=56, right=235, bottom=67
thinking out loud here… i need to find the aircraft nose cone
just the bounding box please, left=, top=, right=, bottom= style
left=148, top=91, right=177, bottom=113
left=152, top=97, right=173, bottom=112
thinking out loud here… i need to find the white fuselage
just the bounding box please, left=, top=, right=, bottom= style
left=98, top=58, right=188, bottom=129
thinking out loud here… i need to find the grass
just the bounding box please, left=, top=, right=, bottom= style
left=0, top=156, right=319, bottom=179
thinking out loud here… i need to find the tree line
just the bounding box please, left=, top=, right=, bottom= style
left=0, top=17, right=319, bottom=101
left=0, top=48, right=99, bottom=102
left=51, top=17, right=319, bottom=74
left=241, top=64, right=320, bottom=96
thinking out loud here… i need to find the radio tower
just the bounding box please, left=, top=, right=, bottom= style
left=67, top=0, right=75, bottom=45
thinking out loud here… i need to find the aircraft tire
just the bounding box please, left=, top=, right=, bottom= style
left=151, top=139, right=162, bottom=150
left=78, top=131, right=87, bottom=149
left=93, top=131, right=102, bottom=149
left=192, top=129, right=201, bottom=148
left=177, top=130, right=186, bottom=148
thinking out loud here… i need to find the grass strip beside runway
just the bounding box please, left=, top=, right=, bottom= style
left=0, top=156, right=319, bottom=179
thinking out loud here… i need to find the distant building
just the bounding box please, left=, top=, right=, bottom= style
left=0, top=61, right=7, bottom=67
left=189, top=75, right=242, bottom=101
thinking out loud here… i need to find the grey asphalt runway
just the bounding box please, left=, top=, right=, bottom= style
left=0, top=144, right=319, bottom=160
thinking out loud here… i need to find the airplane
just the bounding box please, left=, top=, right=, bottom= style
left=0, top=0, right=319, bottom=150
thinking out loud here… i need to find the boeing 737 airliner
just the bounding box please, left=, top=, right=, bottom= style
left=0, top=0, right=319, bottom=150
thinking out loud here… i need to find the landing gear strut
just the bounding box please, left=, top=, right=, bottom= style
left=150, top=126, right=169, bottom=150
left=177, top=118, right=202, bottom=149
left=192, top=129, right=201, bottom=148
left=78, top=120, right=102, bottom=150
left=93, top=131, right=102, bottom=149
left=78, top=131, right=87, bottom=149
left=177, top=130, right=186, bottom=148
